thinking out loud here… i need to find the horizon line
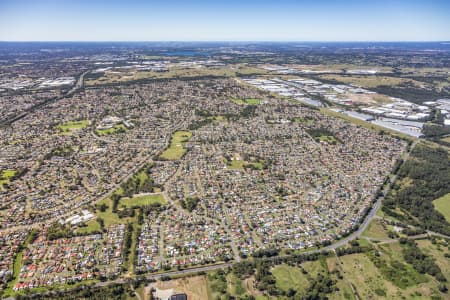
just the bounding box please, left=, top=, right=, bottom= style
left=1, top=40, right=450, bottom=43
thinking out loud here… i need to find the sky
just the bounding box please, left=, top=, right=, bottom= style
left=0, top=0, right=449, bottom=42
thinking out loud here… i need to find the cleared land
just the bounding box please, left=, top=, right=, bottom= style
left=289, top=63, right=394, bottom=73
left=271, top=260, right=333, bottom=299
left=151, top=276, right=208, bottom=300
left=85, top=65, right=269, bottom=86
left=77, top=218, right=101, bottom=234
left=346, top=92, right=393, bottom=105
left=330, top=217, right=447, bottom=300
left=159, top=131, right=192, bottom=160
left=433, top=192, right=450, bottom=223
left=318, top=74, right=425, bottom=88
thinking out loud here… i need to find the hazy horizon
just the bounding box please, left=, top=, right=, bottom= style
left=1, top=0, right=450, bottom=42
left=1, top=40, right=450, bottom=43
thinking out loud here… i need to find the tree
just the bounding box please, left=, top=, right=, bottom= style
left=439, top=284, right=448, bottom=293
left=99, top=203, right=108, bottom=212
left=97, top=217, right=104, bottom=229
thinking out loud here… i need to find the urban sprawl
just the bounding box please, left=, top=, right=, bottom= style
left=0, top=48, right=447, bottom=295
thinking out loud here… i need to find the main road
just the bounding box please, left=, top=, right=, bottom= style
left=0, top=70, right=89, bottom=126
left=3, top=113, right=436, bottom=296
left=323, top=139, right=419, bottom=250
left=90, top=140, right=428, bottom=289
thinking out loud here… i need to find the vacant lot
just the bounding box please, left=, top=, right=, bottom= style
left=318, top=74, right=425, bottom=88
left=151, top=276, right=208, bottom=300
left=346, top=92, right=393, bottom=105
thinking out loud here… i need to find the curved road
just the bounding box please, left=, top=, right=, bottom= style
left=4, top=117, right=436, bottom=298
left=91, top=141, right=425, bottom=290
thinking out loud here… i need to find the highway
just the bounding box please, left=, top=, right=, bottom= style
left=0, top=70, right=90, bottom=126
